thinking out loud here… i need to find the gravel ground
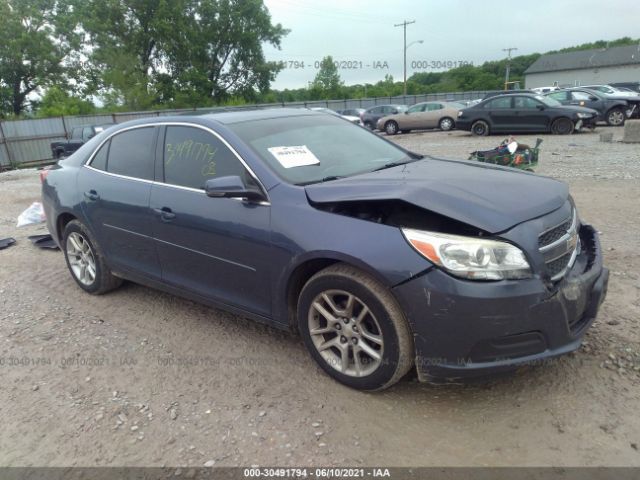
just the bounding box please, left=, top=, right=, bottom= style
left=0, top=126, right=639, bottom=467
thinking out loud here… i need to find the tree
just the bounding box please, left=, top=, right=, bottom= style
left=0, top=0, right=76, bottom=116
left=72, top=0, right=187, bottom=109
left=74, top=0, right=287, bottom=108
left=172, top=0, right=288, bottom=104
left=309, top=56, right=343, bottom=99
left=36, top=86, right=95, bottom=117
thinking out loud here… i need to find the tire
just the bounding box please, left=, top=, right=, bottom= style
left=606, top=108, right=625, bottom=126
left=62, top=220, right=122, bottom=294
left=298, top=264, right=414, bottom=391
left=551, top=117, right=575, bottom=135
left=439, top=117, right=455, bottom=131
left=471, top=120, right=490, bottom=136
left=384, top=121, right=399, bottom=135
left=364, top=121, right=374, bottom=130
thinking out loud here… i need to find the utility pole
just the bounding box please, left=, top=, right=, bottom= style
left=503, top=47, right=518, bottom=89
left=395, top=20, right=416, bottom=96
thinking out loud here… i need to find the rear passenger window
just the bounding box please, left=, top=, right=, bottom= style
left=90, top=140, right=109, bottom=171
left=107, top=128, right=155, bottom=180
left=486, top=97, right=512, bottom=109
left=163, top=126, right=248, bottom=190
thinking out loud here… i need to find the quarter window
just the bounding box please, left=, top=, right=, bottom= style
left=90, top=140, right=109, bottom=171
left=107, top=127, right=155, bottom=181
left=163, top=126, right=248, bottom=190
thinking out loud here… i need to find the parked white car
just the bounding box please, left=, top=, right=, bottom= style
left=583, top=85, right=640, bottom=98
left=531, top=86, right=561, bottom=94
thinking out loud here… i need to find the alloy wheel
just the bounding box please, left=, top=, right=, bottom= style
left=308, top=289, right=384, bottom=377
left=608, top=110, right=624, bottom=126
left=66, top=232, right=96, bottom=286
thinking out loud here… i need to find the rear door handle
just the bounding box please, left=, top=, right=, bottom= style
left=84, top=190, right=100, bottom=201
left=153, top=207, right=176, bottom=221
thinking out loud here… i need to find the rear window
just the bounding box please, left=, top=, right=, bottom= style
left=107, top=127, right=155, bottom=180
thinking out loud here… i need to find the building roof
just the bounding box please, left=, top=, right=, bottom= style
left=525, top=45, right=640, bottom=74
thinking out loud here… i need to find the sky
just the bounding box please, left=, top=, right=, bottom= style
left=262, top=0, right=640, bottom=90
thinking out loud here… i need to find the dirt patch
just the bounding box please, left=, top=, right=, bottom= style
left=0, top=127, right=639, bottom=467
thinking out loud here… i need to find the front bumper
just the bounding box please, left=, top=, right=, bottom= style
left=393, top=224, right=608, bottom=382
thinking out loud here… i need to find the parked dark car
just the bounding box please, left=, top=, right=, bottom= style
left=483, top=90, right=536, bottom=100
left=337, top=108, right=365, bottom=117
left=360, top=104, right=407, bottom=130
left=546, top=88, right=630, bottom=126
left=50, top=124, right=113, bottom=159
left=456, top=94, right=599, bottom=136
left=41, top=109, right=608, bottom=390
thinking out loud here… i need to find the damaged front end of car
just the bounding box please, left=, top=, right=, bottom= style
left=305, top=179, right=608, bottom=383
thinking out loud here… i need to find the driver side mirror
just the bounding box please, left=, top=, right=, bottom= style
left=589, top=96, right=598, bottom=101
left=204, top=176, right=265, bottom=202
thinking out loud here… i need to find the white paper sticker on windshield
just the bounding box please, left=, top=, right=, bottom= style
left=268, top=145, right=320, bottom=168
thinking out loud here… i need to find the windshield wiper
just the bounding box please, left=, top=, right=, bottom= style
left=372, top=159, right=418, bottom=172
left=296, top=175, right=344, bottom=186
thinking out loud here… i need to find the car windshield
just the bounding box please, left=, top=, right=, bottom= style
left=228, top=114, right=413, bottom=185
left=538, top=95, right=562, bottom=107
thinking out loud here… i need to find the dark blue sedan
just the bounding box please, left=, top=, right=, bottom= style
left=41, top=109, right=608, bottom=390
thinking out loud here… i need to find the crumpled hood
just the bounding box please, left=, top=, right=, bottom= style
left=305, top=157, right=568, bottom=233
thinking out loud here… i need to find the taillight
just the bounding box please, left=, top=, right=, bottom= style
left=39, top=167, right=51, bottom=184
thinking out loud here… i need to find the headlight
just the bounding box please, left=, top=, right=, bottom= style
left=402, top=229, right=532, bottom=280
left=576, top=112, right=593, bottom=119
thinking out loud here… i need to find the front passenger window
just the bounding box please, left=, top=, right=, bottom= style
left=163, top=126, right=248, bottom=190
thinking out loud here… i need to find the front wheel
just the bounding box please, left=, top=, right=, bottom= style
left=384, top=121, right=399, bottom=135
left=298, top=264, right=414, bottom=391
left=551, top=117, right=575, bottom=135
left=471, top=120, right=490, bottom=136
left=606, top=108, right=625, bottom=126
left=63, top=220, right=122, bottom=294
left=439, top=117, right=455, bottom=131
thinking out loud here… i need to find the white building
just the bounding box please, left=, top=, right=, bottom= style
left=524, top=45, right=640, bottom=88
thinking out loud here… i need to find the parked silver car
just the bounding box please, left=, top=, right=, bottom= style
left=377, top=101, right=465, bottom=135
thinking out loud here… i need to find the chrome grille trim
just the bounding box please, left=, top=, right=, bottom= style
left=538, top=208, right=579, bottom=281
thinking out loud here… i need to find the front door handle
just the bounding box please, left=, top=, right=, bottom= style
left=153, top=207, right=176, bottom=221
left=84, top=190, right=100, bottom=201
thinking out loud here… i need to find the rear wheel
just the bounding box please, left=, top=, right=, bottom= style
left=471, top=120, right=490, bottom=136
left=551, top=117, right=574, bottom=135
left=384, top=121, right=399, bottom=135
left=63, top=220, right=122, bottom=294
left=606, top=108, right=625, bottom=126
left=439, top=117, right=455, bottom=131
left=298, top=264, right=414, bottom=391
